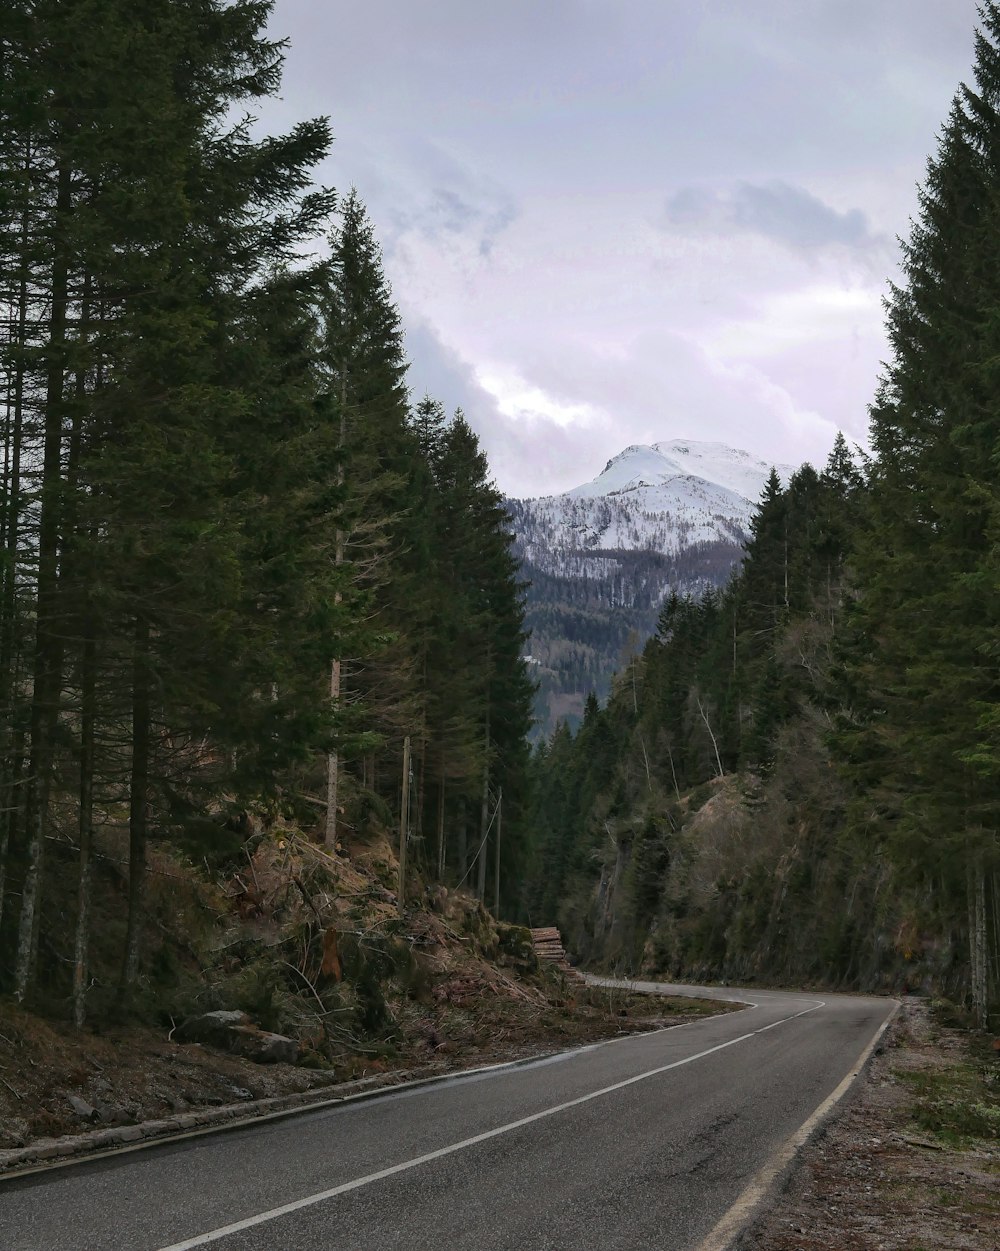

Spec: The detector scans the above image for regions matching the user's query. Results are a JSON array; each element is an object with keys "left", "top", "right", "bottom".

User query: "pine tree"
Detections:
[
  {"left": 317, "top": 190, "right": 411, "bottom": 849},
  {"left": 1, "top": 0, "right": 335, "bottom": 1001},
  {"left": 843, "top": 4, "right": 1000, "bottom": 1024}
]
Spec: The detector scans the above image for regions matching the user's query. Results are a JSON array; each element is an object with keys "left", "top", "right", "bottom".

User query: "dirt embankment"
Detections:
[
  {"left": 0, "top": 817, "right": 735, "bottom": 1163},
  {"left": 745, "top": 998, "right": 1000, "bottom": 1251}
]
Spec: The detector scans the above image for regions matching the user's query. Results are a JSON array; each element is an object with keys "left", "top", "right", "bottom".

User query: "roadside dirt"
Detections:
[
  {"left": 0, "top": 978, "right": 730, "bottom": 1152},
  {"left": 744, "top": 998, "right": 1000, "bottom": 1251}
]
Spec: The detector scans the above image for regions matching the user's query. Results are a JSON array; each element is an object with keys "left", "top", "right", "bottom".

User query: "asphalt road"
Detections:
[{"left": 2, "top": 981, "right": 896, "bottom": 1251}]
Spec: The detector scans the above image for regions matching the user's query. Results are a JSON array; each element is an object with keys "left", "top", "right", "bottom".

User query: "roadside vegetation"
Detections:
[{"left": 901, "top": 1003, "right": 1000, "bottom": 1149}]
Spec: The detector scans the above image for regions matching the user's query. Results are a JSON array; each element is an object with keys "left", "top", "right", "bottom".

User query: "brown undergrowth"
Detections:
[{"left": 0, "top": 817, "right": 731, "bottom": 1151}]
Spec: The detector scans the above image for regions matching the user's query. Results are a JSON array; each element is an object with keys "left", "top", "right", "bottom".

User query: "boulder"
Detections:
[
  {"left": 231, "top": 1026, "right": 299, "bottom": 1064},
  {"left": 176, "top": 1010, "right": 250, "bottom": 1046},
  {"left": 177, "top": 1011, "right": 298, "bottom": 1064}
]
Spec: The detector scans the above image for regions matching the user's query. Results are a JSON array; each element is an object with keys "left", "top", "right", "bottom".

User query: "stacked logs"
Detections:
[{"left": 530, "top": 927, "right": 583, "bottom": 981}]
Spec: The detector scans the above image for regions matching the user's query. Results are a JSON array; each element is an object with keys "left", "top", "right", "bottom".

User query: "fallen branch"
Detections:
[{"left": 279, "top": 960, "right": 327, "bottom": 1015}]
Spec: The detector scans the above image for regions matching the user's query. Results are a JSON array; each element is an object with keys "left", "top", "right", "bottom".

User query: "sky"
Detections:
[{"left": 263, "top": 1, "right": 983, "bottom": 498}]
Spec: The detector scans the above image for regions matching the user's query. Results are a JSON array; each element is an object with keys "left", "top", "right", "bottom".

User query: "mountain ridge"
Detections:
[{"left": 507, "top": 438, "right": 801, "bottom": 736}]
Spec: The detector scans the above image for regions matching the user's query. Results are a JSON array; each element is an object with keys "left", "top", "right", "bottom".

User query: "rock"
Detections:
[
  {"left": 231, "top": 1027, "right": 298, "bottom": 1065},
  {"left": 176, "top": 1011, "right": 251, "bottom": 1046},
  {"left": 96, "top": 1104, "right": 131, "bottom": 1126},
  {"left": 65, "top": 1094, "right": 99, "bottom": 1123},
  {"left": 176, "top": 1010, "right": 297, "bottom": 1064},
  {"left": 110, "top": 1126, "right": 144, "bottom": 1144}
]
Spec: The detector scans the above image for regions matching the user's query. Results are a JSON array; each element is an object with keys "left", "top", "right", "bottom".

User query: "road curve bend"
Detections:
[{"left": 2, "top": 980, "right": 897, "bottom": 1251}]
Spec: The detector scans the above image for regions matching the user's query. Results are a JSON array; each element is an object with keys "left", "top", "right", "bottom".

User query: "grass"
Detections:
[{"left": 898, "top": 1043, "right": 1000, "bottom": 1147}]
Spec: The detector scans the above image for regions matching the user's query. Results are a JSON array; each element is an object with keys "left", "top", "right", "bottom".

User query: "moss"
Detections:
[{"left": 899, "top": 1049, "right": 1000, "bottom": 1146}]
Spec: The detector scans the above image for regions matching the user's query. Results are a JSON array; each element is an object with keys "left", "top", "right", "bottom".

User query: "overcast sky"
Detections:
[{"left": 264, "top": 1, "right": 982, "bottom": 497}]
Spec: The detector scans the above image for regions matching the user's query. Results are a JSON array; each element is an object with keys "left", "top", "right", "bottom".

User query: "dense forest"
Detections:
[
  {"left": 0, "top": 0, "right": 533, "bottom": 1025},
  {"left": 521, "top": 7, "right": 1000, "bottom": 1029},
  {"left": 5, "top": 0, "right": 1000, "bottom": 1048},
  {"left": 510, "top": 535, "right": 747, "bottom": 738}
]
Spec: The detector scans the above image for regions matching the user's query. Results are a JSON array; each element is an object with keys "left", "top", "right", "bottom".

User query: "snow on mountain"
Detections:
[
  {"left": 509, "top": 439, "right": 803, "bottom": 736},
  {"left": 515, "top": 439, "right": 797, "bottom": 577}
]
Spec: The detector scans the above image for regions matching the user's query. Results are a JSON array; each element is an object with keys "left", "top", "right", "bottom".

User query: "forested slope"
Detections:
[
  {"left": 522, "top": 2, "right": 1000, "bottom": 1027},
  {"left": 0, "top": 0, "right": 533, "bottom": 1036}
]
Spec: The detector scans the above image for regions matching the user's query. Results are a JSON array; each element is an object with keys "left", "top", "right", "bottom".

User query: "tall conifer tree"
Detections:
[{"left": 839, "top": 5, "right": 1000, "bottom": 1023}]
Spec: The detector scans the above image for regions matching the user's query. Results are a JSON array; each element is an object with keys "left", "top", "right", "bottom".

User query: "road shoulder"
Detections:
[{"left": 740, "top": 998, "right": 1000, "bottom": 1251}]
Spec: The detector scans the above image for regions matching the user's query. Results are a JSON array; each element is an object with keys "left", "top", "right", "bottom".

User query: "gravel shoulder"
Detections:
[{"left": 742, "top": 997, "right": 1000, "bottom": 1251}]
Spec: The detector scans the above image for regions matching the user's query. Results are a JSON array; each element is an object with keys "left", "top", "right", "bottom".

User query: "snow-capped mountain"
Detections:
[
  {"left": 507, "top": 440, "right": 800, "bottom": 737},
  {"left": 516, "top": 440, "right": 797, "bottom": 577}
]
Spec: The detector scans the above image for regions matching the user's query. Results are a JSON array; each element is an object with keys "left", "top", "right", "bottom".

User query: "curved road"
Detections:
[{"left": 2, "top": 981, "right": 896, "bottom": 1251}]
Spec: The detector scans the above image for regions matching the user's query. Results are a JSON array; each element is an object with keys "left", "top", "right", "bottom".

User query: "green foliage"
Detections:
[{"left": 0, "top": 3, "right": 534, "bottom": 1020}]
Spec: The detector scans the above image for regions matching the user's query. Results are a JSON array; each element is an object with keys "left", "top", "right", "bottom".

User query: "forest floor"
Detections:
[
  {"left": 746, "top": 996, "right": 1000, "bottom": 1251},
  {"left": 0, "top": 962, "right": 728, "bottom": 1158}
]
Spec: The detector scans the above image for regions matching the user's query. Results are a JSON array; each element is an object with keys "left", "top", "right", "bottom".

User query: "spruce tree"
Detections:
[
  {"left": 843, "top": 4, "right": 1000, "bottom": 1023},
  {"left": 1, "top": 0, "right": 335, "bottom": 1001}
]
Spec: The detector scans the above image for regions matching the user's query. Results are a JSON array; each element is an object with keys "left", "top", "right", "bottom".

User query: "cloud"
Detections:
[
  {"left": 403, "top": 319, "right": 591, "bottom": 497},
  {"left": 351, "top": 140, "right": 519, "bottom": 261},
  {"left": 261, "top": 0, "right": 983, "bottom": 496},
  {"left": 421, "top": 189, "right": 518, "bottom": 258},
  {"left": 663, "top": 181, "right": 883, "bottom": 253}
]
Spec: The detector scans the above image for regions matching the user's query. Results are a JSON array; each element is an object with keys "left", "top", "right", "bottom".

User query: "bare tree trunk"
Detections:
[
  {"left": 477, "top": 721, "right": 489, "bottom": 902},
  {"left": 990, "top": 867, "right": 1000, "bottom": 1014},
  {"left": 666, "top": 742, "right": 681, "bottom": 803},
  {"left": 0, "top": 730, "right": 24, "bottom": 934},
  {"left": 457, "top": 801, "right": 467, "bottom": 883},
  {"left": 72, "top": 618, "right": 96, "bottom": 1027},
  {"left": 325, "top": 390, "right": 347, "bottom": 850},
  {"left": 639, "top": 735, "right": 652, "bottom": 792},
  {"left": 967, "top": 855, "right": 989, "bottom": 1031},
  {"left": 325, "top": 654, "right": 341, "bottom": 849},
  {"left": 974, "top": 861, "right": 988, "bottom": 1030},
  {"left": 69, "top": 286, "right": 94, "bottom": 1028},
  {"left": 0, "top": 150, "right": 32, "bottom": 907},
  {"left": 121, "top": 614, "right": 150, "bottom": 990},
  {"left": 492, "top": 788, "right": 502, "bottom": 915},
  {"left": 696, "top": 694, "right": 724, "bottom": 779},
  {"left": 436, "top": 769, "right": 446, "bottom": 879},
  {"left": 397, "top": 735, "right": 410, "bottom": 914},
  {"left": 14, "top": 161, "right": 72, "bottom": 1001}
]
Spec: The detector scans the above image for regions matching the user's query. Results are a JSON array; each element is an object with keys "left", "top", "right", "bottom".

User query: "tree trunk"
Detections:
[
  {"left": 72, "top": 618, "right": 96, "bottom": 1027},
  {"left": 457, "top": 801, "right": 467, "bottom": 883},
  {"left": 324, "top": 383, "right": 347, "bottom": 849},
  {"left": 324, "top": 655, "right": 341, "bottom": 849},
  {"left": 397, "top": 735, "right": 410, "bottom": 914},
  {"left": 436, "top": 769, "right": 446, "bottom": 879},
  {"left": 493, "top": 787, "right": 502, "bottom": 915},
  {"left": 477, "top": 728, "right": 489, "bottom": 902},
  {"left": 0, "top": 147, "right": 32, "bottom": 900},
  {"left": 121, "top": 614, "right": 151, "bottom": 990},
  {"left": 14, "top": 161, "right": 72, "bottom": 1001},
  {"left": 974, "top": 861, "right": 988, "bottom": 1030},
  {"left": 696, "top": 694, "right": 725, "bottom": 779}
]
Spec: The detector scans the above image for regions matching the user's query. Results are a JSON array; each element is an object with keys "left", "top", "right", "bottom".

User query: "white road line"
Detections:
[
  {"left": 156, "top": 1002, "right": 822, "bottom": 1251},
  {"left": 696, "top": 1000, "right": 900, "bottom": 1251}
]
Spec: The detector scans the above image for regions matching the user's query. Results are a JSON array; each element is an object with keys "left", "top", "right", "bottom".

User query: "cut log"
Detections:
[{"left": 530, "top": 927, "right": 583, "bottom": 982}]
